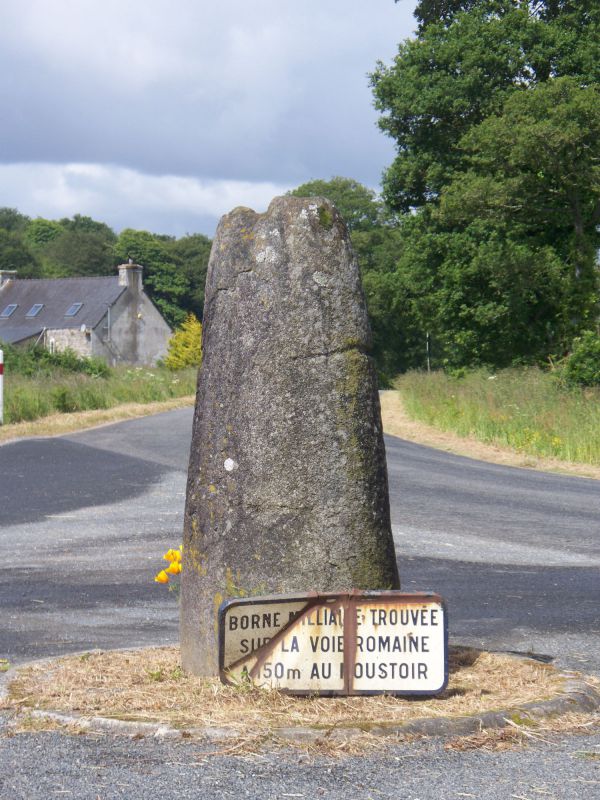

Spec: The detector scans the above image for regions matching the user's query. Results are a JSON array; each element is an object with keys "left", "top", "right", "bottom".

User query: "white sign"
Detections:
[{"left": 219, "top": 591, "right": 447, "bottom": 696}]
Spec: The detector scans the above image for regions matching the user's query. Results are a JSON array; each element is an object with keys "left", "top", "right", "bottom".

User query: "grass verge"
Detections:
[
  {"left": 2, "top": 365, "right": 198, "bottom": 425},
  {"left": 0, "top": 395, "right": 195, "bottom": 445},
  {"left": 392, "top": 368, "right": 600, "bottom": 477},
  {"left": 0, "top": 364, "right": 198, "bottom": 443}
]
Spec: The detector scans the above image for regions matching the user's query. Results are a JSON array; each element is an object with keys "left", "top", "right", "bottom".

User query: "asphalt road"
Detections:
[{"left": 0, "top": 407, "right": 599, "bottom": 799}]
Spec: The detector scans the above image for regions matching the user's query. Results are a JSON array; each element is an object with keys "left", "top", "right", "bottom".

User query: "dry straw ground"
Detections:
[{"left": 3, "top": 646, "right": 564, "bottom": 735}]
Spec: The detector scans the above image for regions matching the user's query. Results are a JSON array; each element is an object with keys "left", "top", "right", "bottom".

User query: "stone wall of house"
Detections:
[
  {"left": 46, "top": 328, "right": 92, "bottom": 358},
  {"left": 106, "top": 291, "right": 171, "bottom": 365}
]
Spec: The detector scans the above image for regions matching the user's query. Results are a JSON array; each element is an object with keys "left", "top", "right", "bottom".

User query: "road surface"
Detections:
[{"left": 0, "top": 408, "right": 598, "bottom": 799}]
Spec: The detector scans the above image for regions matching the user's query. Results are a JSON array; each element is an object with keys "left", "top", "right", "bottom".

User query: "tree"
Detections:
[
  {"left": 114, "top": 229, "right": 189, "bottom": 328},
  {"left": 21, "top": 215, "right": 117, "bottom": 278},
  {"left": 395, "top": 215, "right": 569, "bottom": 367},
  {"left": 372, "top": 0, "right": 599, "bottom": 213},
  {"left": 369, "top": 1, "right": 600, "bottom": 370},
  {"left": 0, "top": 208, "right": 30, "bottom": 233},
  {"left": 439, "top": 78, "right": 600, "bottom": 333},
  {"left": 164, "top": 233, "right": 212, "bottom": 320},
  {"left": 42, "top": 228, "right": 117, "bottom": 278},
  {"left": 289, "top": 177, "right": 383, "bottom": 231},
  {"left": 24, "top": 218, "right": 63, "bottom": 248},
  {"left": 164, "top": 313, "right": 203, "bottom": 369},
  {"left": 58, "top": 214, "right": 115, "bottom": 237},
  {"left": 0, "top": 229, "right": 41, "bottom": 278},
  {"left": 387, "top": 81, "right": 600, "bottom": 369}
]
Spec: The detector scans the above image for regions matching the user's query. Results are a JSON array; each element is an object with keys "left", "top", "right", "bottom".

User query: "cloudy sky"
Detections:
[{"left": 0, "top": 1, "right": 416, "bottom": 237}]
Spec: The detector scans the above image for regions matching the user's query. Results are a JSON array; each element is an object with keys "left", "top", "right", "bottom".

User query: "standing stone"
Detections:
[{"left": 180, "top": 196, "right": 399, "bottom": 676}]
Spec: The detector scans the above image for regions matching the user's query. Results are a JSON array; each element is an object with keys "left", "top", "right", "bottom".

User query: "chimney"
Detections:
[
  {"left": 118, "top": 260, "right": 143, "bottom": 293},
  {"left": 0, "top": 270, "right": 17, "bottom": 288}
]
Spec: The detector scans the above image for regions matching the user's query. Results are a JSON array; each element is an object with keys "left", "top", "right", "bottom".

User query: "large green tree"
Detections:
[
  {"left": 21, "top": 215, "right": 117, "bottom": 278},
  {"left": 373, "top": 0, "right": 599, "bottom": 214},
  {"left": 439, "top": 78, "right": 600, "bottom": 332},
  {"left": 42, "top": 230, "right": 117, "bottom": 279},
  {"left": 114, "top": 229, "right": 190, "bottom": 328},
  {"left": 0, "top": 209, "right": 40, "bottom": 278},
  {"left": 0, "top": 229, "right": 41, "bottom": 279},
  {"left": 164, "top": 233, "right": 212, "bottom": 320},
  {"left": 289, "top": 177, "right": 383, "bottom": 231},
  {"left": 0, "top": 208, "right": 30, "bottom": 233},
  {"left": 370, "top": 1, "right": 599, "bottom": 369}
]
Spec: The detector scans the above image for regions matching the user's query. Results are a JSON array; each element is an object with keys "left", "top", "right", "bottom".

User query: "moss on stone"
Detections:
[
  {"left": 349, "top": 549, "right": 395, "bottom": 590},
  {"left": 317, "top": 205, "right": 334, "bottom": 230},
  {"left": 213, "top": 593, "right": 224, "bottom": 636},
  {"left": 222, "top": 568, "right": 271, "bottom": 600},
  {"left": 334, "top": 349, "right": 370, "bottom": 481},
  {"left": 225, "top": 567, "right": 249, "bottom": 598},
  {"left": 509, "top": 712, "right": 538, "bottom": 727}
]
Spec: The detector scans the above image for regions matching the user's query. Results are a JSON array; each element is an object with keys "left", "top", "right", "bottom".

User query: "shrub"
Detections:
[
  {"left": 0, "top": 341, "right": 110, "bottom": 378},
  {"left": 561, "top": 332, "right": 600, "bottom": 387},
  {"left": 164, "top": 314, "right": 202, "bottom": 370}
]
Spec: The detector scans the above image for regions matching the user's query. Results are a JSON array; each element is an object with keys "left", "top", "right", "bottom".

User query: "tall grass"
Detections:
[
  {"left": 397, "top": 368, "right": 600, "bottom": 465},
  {"left": 3, "top": 366, "right": 198, "bottom": 424}
]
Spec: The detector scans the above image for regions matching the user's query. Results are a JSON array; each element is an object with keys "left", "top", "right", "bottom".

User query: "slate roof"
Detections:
[{"left": 0, "top": 277, "right": 126, "bottom": 344}]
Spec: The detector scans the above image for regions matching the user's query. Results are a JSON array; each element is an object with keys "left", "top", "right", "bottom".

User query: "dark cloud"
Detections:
[{"left": 0, "top": 1, "right": 415, "bottom": 233}]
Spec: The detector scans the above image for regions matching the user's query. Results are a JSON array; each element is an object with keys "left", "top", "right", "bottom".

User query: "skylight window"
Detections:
[
  {"left": 65, "top": 302, "right": 83, "bottom": 317},
  {"left": 0, "top": 304, "right": 17, "bottom": 318},
  {"left": 26, "top": 303, "right": 44, "bottom": 317}
]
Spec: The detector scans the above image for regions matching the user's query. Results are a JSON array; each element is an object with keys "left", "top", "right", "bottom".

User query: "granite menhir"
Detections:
[{"left": 180, "top": 196, "right": 400, "bottom": 675}]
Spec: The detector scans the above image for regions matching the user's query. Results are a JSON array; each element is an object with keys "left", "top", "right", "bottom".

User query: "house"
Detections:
[{"left": 0, "top": 263, "right": 172, "bottom": 366}]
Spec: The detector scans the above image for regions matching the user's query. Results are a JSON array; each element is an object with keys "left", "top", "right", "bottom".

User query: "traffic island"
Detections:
[{"left": 1, "top": 645, "right": 598, "bottom": 751}]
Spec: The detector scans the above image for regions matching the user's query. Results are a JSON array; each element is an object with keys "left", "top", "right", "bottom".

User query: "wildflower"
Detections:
[
  {"left": 156, "top": 545, "right": 183, "bottom": 588},
  {"left": 163, "top": 548, "right": 181, "bottom": 564}
]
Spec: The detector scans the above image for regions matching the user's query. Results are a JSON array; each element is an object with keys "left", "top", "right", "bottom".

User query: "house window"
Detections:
[
  {"left": 0, "top": 304, "right": 17, "bottom": 318},
  {"left": 26, "top": 303, "right": 44, "bottom": 317},
  {"left": 65, "top": 302, "right": 83, "bottom": 317}
]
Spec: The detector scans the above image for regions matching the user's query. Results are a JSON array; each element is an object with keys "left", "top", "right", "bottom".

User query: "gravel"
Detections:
[{"left": 1, "top": 717, "right": 599, "bottom": 800}]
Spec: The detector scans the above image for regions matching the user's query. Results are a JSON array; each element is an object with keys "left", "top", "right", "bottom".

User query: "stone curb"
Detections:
[{"left": 1, "top": 653, "right": 598, "bottom": 744}]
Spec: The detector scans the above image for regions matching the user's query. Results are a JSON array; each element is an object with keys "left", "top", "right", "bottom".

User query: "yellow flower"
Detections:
[
  {"left": 154, "top": 570, "right": 170, "bottom": 584},
  {"left": 165, "top": 561, "right": 182, "bottom": 575},
  {"left": 163, "top": 548, "right": 181, "bottom": 563}
]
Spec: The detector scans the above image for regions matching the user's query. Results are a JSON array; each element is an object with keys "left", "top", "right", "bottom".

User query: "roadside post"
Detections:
[{"left": 0, "top": 348, "right": 3, "bottom": 425}]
